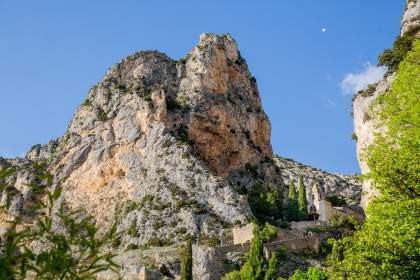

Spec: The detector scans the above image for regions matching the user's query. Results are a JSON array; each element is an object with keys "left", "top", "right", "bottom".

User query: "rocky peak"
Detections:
[
  {"left": 16, "top": 33, "right": 275, "bottom": 249},
  {"left": 64, "top": 33, "right": 271, "bottom": 178}
]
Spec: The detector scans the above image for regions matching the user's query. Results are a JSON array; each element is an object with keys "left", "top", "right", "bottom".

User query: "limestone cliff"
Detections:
[
  {"left": 24, "top": 33, "right": 277, "bottom": 249},
  {"left": 353, "top": 0, "right": 420, "bottom": 209}
]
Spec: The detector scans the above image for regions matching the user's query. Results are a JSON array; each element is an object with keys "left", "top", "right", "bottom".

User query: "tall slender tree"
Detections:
[
  {"left": 298, "top": 176, "right": 308, "bottom": 220},
  {"left": 287, "top": 181, "right": 299, "bottom": 222},
  {"left": 180, "top": 237, "right": 193, "bottom": 280},
  {"left": 264, "top": 254, "right": 279, "bottom": 280},
  {"left": 240, "top": 225, "right": 265, "bottom": 280}
]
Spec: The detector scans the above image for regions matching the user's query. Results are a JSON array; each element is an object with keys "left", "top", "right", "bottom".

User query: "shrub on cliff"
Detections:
[{"left": 378, "top": 28, "right": 418, "bottom": 73}]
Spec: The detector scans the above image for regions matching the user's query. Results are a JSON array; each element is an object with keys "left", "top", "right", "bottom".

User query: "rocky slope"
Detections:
[
  {"left": 353, "top": 0, "right": 420, "bottom": 209},
  {"left": 274, "top": 156, "right": 361, "bottom": 205}
]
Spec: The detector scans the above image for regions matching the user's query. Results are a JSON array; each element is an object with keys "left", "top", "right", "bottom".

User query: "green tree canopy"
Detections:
[{"left": 327, "top": 40, "right": 420, "bottom": 279}]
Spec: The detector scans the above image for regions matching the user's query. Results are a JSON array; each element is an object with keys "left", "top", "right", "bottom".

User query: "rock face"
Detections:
[
  {"left": 273, "top": 156, "right": 362, "bottom": 206},
  {"left": 401, "top": 0, "right": 420, "bottom": 36},
  {"left": 20, "top": 33, "right": 275, "bottom": 249},
  {"left": 353, "top": 0, "right": 420, "bottom": 209}
]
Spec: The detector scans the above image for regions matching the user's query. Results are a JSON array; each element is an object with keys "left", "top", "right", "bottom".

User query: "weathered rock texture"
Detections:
[
  {"left": 402, "top": 0, "right": 420, "bottom": 36},
  {"left": 24, "top": 33, "right": 276, "bottom": 249},
  {"left": 353, "top": 0, "right": 420, "bottom": 209}
]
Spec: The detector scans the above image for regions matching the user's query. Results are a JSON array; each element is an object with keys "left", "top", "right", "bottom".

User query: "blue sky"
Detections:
[{"left": 0, "top": 0, "right": 406, "bottom": 174}]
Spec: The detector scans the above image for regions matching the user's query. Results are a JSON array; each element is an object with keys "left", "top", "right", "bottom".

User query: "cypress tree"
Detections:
[
  {"left": 287, "top": 181, "right": 299, "bottom": 221},
  {"left": 298, "top": 176, "right": 308, "bottom": 220},
  {"left": 180, "top": 237, "right": 193, "bottom": 280},
  {"left": 264, "top": 254, "right": 278, "bottom": 280},
  {"left": 240, "top": 225, "right": 265, "bottom": 280}
]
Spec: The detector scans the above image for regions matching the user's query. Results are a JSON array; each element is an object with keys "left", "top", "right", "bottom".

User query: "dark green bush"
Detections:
[
  {"left": 97, "top": 107, "right": 108, "bottom": 121},
  {"left": 325, "top": 195, "right": 347, "bottom": 207},
  {"left": 82, "top": 98, "right": 92, "bottom": 107},
  {"left": 378, "top": 32, "right": 416, "bottom": 73},
  {"left": 166, "top": 99, "right": 182, "bottom": 111},
  {"left": 248, "top": 183, "right": 283, "bottom": 224}
]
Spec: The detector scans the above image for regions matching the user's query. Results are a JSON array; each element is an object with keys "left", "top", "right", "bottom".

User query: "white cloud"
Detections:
[
  {"left": 340, "top": 63, "right": 386, "bottom": 95},
  {"left": 326, "top": 99, "right": 336, "bottom": 107}
]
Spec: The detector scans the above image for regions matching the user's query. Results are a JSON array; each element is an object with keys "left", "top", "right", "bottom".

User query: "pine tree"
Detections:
[
  {"left": 287, "top": 181, "right": 299, "bottom": 221},
  {"left": 298, "top": 176, "right": 308, "bottom": 220},
  {"left": 180, "top": 237, "right": 193, "bottom": 280}
]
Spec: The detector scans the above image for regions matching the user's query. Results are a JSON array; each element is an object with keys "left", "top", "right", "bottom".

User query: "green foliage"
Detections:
[
  {"left": 82, "top": 98, "right": 92, "bottom": 107},
  {"left": 351, "top": 132, "right": 358, "bottom": 141},
  {"left": 287, "top": 181, "right": 299, "bottom": 222},
  {"left": 291, "top": 267, "right": 327, "bottom": 280},
  {"left": 147, "top": 236, "right": 171, "bottom": 247},
  {"left": 325, "top": 195, "right": 346, "bottom": 207},
  {"left": 240, "top": 226, "right": 266, "bottom": 280},
  {"left": 249, "top": 184, "right": 283, "bottom": 224},
  {"left": 166, "top": 96, "right": 189, "bottom": 111},
  {"left": 0, "top": 167, "right": 16, "bottom": 180},
  {"left": 328, "top": 214, "right": 359, "bottom": 230},
  {"left": 180, "top": 237, "right": 193, "bottom": 280},
  {"left": 260, "top": 223, "right": 277, "bottom": 243},
  {"left": 0, "top": 187, "right": 120, "bottom": 279},
  {"left": 143, "top": 93, "right": 152, "bottom": 102},
  {"left": 166, "top": 99, "right": 182, "bottom": 111},
  {"left": 222, "top": 270, "right": 242, "bottom": 280},
  {"left": 327, "top": 41, "right": 420, "bottom": 279},
  {"left": 276, "top": 246, "right": 287, "bottom": 260},
  {"left": 128, "top": 220, "right": 138, "bottom": 237},
  {"left": 222, "top": 225, "right": 286, "bottom": 280},
  {"left": 297, "top": 176, "right": 308, "bottom": 220},
  {"left": 97, "top": 107, "right": 108, "bottom": 121},
  {"left": 378, "top": 33, "right": 416, "bottom": 73},
  {"left": 178, "top": 57, "right": 188, "bottom": 64},
  {"left": 367, "top": 40, "right": 420, "bottom": 200},
  {"left": 264, "top": 254, "right": 278, "bottom": 280},
  {"left": 199, "top": 234, "right": 220, "bottom": 247},
  {"left": 176, "top": 129, "right": 190, "bottom": 146}
]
